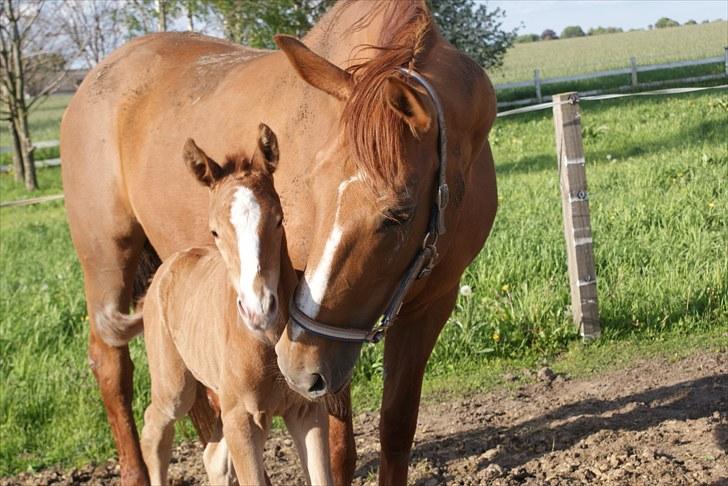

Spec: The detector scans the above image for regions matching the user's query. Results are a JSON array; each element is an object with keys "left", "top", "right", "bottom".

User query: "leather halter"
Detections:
[{"left": 288, "top": 68, "right": 449, "bottom": 344}]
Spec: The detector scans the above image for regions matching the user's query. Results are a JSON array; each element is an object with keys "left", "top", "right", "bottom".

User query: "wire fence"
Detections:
[{"left": 496, "top": 83, "right": 728, "bottom": 117}]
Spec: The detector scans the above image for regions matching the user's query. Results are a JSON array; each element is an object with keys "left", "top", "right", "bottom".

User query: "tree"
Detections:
[
  {"left": 57, "top": 0, "right": 125, "bottom": 68},
  {"left": 541, "top": 29, "right": 558, "bottom": 40},
  {"left": 515, "top": 33, "right": 539, "bottom": 43},
  {"left": 430, "top": 0, "right": 519, "bottom": 69},
  {"left": 655, "top": 17, "right": 679, "bottom": 28},
  {"left": 1, "top": 0, "right": 67, "bottom": 190},
  {"left": 684, "top": 19, "right": 697, "bottom": 25},
  {"left": 561, "top": 25, "right": 585, "bottom": 38},
  {"left": 204, "top": 0, "right": 333, "bottom": 48}
]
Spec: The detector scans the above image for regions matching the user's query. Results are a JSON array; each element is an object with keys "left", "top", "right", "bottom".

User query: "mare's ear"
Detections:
[
  {"left": 183, "top": 138, "right": 222, "bottom": 187},
  {"left": 274, "top": 34, "right": 353, "bottom": 101},
  {"left": 383, "top": 75, "right": 432, "bottom": 134},
  {"left": 252, "top": 123, "right": 279, "bottom": 175}
]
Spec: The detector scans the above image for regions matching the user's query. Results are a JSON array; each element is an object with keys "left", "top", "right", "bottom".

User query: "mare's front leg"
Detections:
[
  {"left": 378, "top": 286, "right": 459, "bottom": 485},
  {"left": 221, "top": 406, "right": 269, "bottom": 485},
  {"left": 285, "top": 401, "right": 333, "bottom": 485}
]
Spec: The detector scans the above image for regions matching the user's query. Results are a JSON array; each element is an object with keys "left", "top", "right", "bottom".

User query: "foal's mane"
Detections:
[{"left": 340, "top": 0, "right": 434, "bottom": 194}]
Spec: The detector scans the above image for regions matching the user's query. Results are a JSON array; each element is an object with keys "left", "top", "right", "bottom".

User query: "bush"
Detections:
[
  {"left": 655, "top": 17, "right": 680, "bottom": 28},
  {"left": 541, "top": 29, "right": 558, "bottom": 40},
  {"left": 588, "top": 26, "right": 623, "bottom": 36},
  {"left": 515, "top": 33, "right": 539, "bottom": 43},
  {"left": 430, "top": 0, "right": 519, "bottom": 69},
  {"left": 561, "top": 25, "right": 585, "bottom": 38}
]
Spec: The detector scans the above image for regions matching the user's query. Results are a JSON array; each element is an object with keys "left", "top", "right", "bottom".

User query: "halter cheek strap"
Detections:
[{"left": 288, "top": 67, "right": 449, "bottom": 344}]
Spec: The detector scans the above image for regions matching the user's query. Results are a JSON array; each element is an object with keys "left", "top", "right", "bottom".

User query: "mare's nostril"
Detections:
[
  {"left": 308, "top": 373, "right": 327, "bottom": 394},
  {"left": 267, "top": 295, "right": 277, "bottom": 315}
]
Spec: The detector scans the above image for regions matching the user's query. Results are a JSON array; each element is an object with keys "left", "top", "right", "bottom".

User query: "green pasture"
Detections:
[
  {"left": 490, "top": 21, "right": 728, "bottom": 83},
  {"left": 1, "top": 89, "right": 727, "bottom": 475}
]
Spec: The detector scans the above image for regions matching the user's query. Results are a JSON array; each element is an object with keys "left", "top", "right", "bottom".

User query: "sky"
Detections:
[{"left": 485, "top": 0, "right": 728, "bottom": 35}]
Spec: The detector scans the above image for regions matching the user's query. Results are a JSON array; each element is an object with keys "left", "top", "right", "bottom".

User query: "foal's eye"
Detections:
[
  {"left": 275, "top": 215, "right": 283, "bottom": 228},
  {"left": 211, "top": 230, "right": 219, "bottom": 238}
]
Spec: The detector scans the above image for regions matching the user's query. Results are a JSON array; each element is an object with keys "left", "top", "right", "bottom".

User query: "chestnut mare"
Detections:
[
  {"left": 95, "top": 126, "right": 332, "bottom": 485},
  {"left": 60, "top": 1, "right": 497, "bottom": 484}
]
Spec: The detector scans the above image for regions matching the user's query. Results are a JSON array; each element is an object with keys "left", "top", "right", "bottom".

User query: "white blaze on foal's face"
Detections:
[
  {"left": 221, "top": 181, "right": 282, "bottom": 332},
  {"left": 230, "top": 186, "right": 263, "bottom": 314}
]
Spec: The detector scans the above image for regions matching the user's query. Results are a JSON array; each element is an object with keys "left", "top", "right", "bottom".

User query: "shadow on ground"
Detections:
[{"left": 355, "top": 373, "right": 728, "bottom": 483}]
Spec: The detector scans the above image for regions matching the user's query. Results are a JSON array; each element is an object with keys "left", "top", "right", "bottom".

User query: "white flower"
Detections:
[{"left": 459, "top": 285, "right": 473, "bottom": 297}]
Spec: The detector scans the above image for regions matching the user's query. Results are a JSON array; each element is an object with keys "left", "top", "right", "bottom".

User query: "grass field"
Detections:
[
  {"left": 1, "top": 89, "right": 727, "bottom": 475},
  {"left": 490, "top": 21, "right": 728, "bottom": 83}
]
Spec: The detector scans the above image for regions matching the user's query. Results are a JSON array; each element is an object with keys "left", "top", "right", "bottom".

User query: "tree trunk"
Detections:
[
  {"left": 156, "top": 0, "right": 167, "bottom": 32},
  {"left": 5, "top": 0, "right": 37, "bottom": 190},
  {"left": 15, "top": 105, "right": 37, "bottom": 190},
  {"left": 9, "top": 120, "right": 25, "bottom": 183},
  {"left": 187, "top": 0, "right": 194, "bottom": 31}
]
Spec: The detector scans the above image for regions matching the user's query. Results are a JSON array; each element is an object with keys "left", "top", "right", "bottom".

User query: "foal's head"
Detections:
[{"left": 183, "top": 124, "right": 284, "bottom": 332}]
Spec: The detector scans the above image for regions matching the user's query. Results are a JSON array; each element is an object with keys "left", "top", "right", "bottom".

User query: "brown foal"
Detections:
[{"left": 96, "top": 125, "right": 332, "bottom": 486}]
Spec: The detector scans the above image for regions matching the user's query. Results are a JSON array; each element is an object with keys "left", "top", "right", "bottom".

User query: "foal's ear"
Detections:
[
  {"left": 252, "top": 123, "right": 279, "bottom": 175},
  {"left": 274, "top": 34, "right": 353, "bottom": 101},
  {"left": 183, "top": 138, "right": 222, "bottom": 187},
  {"left": 384, "top": 75, "right": 432, "bottom": 134}
]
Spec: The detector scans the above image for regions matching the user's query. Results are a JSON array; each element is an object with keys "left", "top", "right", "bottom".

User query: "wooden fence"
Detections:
[{"left": 496, "top": 49, "right": 728, "bottom": 108}]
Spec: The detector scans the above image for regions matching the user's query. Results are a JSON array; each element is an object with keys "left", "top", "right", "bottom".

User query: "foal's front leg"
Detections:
[
  {"left": 285, "top": 402, "right": 333, "bottom": 486},
  {"left": 221, "top": 406, "right": 269, "bottom": 485}
]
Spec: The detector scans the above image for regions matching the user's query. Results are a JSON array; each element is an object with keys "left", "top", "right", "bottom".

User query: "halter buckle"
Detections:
[
  {"left": 417, "top": 243, "right": 438, "bottom": 279},
  {"left": 438, "top": 183, "right": 449, "bottom": 210}
]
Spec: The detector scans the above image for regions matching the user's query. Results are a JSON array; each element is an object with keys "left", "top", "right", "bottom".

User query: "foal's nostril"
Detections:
[{"left": 308, "top": 373, "right": 327, "bottom": 394}]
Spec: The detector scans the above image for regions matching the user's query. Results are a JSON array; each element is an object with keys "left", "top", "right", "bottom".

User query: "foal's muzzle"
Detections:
[{"left": 237, "top": 292, "right": 278, "bottom": 331}]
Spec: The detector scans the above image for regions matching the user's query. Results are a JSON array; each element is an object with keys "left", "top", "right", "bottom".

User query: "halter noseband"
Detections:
[{"left": 288, "top": 67, "right": 449, "bottom": 344}]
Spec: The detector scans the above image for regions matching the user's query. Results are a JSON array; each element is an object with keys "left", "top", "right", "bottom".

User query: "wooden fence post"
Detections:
[
  {"left": 724, "top": 47, "right": 728, "bottom": 76},
  {"left": 534, "top": 69, "right": 542, "bottom": 102},
  {"left": 552, "top": 92, "right": 600, "bottom": 340},
  {"left": 630, "top": 56, "right": 638, "bottom": 87}
]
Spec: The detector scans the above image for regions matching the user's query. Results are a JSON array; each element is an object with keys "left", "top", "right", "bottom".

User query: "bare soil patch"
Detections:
[{"left": 4, "top": 350, "right": 726, "bottom": 485}]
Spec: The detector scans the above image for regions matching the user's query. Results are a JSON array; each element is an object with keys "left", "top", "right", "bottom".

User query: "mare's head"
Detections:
[
  {"left": 273, "top": 6, "right": 449, "bottom": 399},
  {"left": 183, "top": 124, "right": 285, "bottom": 333}
]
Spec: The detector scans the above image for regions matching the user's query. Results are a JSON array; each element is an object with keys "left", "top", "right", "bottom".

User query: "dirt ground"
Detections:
[{"left": 5, "top": 350, "right": 726, "bottom": 485}]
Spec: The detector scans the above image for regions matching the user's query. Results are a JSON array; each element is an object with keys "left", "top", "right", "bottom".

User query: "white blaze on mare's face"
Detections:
[
  {"left": 296, "top": 173, "right": 362, "bottom": 319},
  {"left": 230, "top": 186, "right": 262, "bottom": 313}
]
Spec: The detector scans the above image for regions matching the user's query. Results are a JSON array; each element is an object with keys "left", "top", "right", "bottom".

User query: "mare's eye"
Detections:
[
  {"left": 380, "top": 206, "right": 413, "bottom": 230},
  {"left": 211, "top": 230, "right": 219, "bottom": 238}
]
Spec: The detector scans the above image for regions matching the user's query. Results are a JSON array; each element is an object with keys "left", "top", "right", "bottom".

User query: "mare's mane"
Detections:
[{"left": 338, "top": 0, "right": 435, "bottom": 195}]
